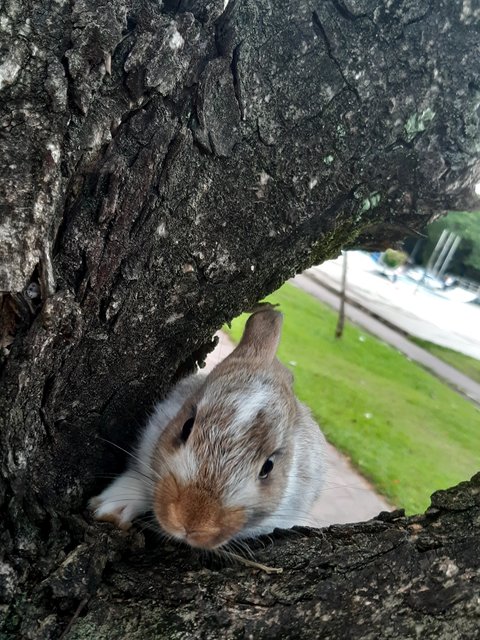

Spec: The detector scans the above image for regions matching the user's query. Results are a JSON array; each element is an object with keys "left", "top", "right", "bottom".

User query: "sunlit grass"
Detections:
[{"left": 225, "top": 283, "right": 480, "bottom": 514}]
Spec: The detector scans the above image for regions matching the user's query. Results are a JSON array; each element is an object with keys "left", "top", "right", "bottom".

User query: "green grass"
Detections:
[
  {"left": 225, "top": 283, "right": 480, "bottom": 515},
  {"left": 410, "top": 337, "right": 480, "bottom": 385}
]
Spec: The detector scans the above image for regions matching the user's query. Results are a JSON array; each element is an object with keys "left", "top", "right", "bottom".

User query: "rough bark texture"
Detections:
[
  {"left": 1, "top": 0, "right": 480, "bottom": 638},
  {"left": 3, "top": 474, "right": 480, "bottom": 639}
]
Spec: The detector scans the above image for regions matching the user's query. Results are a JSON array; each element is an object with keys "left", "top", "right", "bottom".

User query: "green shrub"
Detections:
[{"left": 382, "top": 248, "right": 408, "bottom": 268}]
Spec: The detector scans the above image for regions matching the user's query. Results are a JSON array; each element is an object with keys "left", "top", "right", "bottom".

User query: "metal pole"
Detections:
[
  {"left": 335, "top": 251, "right": 348, "bottom": 339},
  {"left": 437, "top": 235, "right": 461, "bottom": 279},
  {"left": 426, "top": 229, "right": 448, "bottom": 273},
  {"left": 431, "top": 232, "right": 456, "bottom": 277},
  {"left": 415, "top": 229, "right": 448, "bottom": 293}
]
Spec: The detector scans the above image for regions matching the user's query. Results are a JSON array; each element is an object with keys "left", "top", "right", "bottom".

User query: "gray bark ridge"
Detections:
[
  {"left": 1, "top": 0, "right": 479, "bottom": 518},
  {"left": 2, "top": 473, "right": 479, "bottom": 639}
]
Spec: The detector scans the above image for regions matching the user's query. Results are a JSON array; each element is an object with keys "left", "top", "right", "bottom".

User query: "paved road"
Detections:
[
  {"left": 312, "top": 252, "right": 480, "bottom": 359},
  {"left": 293, "top": 272, "right": 480, "bottom": 407},
  {"left": 310, "top": 441, "right": 392, "bottom": 526},
  {"left": 205, "top": 331, "right": 392, "bottom": 526}
]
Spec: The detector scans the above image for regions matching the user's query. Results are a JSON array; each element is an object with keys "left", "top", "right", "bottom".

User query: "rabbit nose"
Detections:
[
  {"left": 154, "top": 480, "right": 245, "bottom": 547},
  {"left": 185, "top": 527, "right": 222, "bottom": 549},
  {"left": 163, "top": 495, "right": 223, "bottom": 547}
]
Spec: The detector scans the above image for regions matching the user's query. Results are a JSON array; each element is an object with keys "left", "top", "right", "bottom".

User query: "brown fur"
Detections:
[
  {"left": 236, "top": 309, "right": 283, "bottom": 362},
  {"left": 154, "top": 476, "right": 246, "bottom": 548},
  {"left": 149, "top": 309, "right": 300, "bottom": 546},
  {"left": 91, "top": 308, "right": 326, "bottom": 547}
]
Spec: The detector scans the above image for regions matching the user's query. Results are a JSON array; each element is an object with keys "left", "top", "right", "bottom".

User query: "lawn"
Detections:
[
  {"left": 225, "top": 283, "right": 480, "bottom": 514},
  {"left": 410, "top": 337, "right": 480, "bottom": 385}
]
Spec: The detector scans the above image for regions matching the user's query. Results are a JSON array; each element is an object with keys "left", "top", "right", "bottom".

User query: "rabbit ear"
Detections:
[{"left": 233, "top": 308, "right": 283, "bottom": 364}]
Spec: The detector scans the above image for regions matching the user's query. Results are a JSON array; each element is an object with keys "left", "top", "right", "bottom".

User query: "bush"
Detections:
[{"left": 382, "top": 248, "right": 408, "bottom": 268}]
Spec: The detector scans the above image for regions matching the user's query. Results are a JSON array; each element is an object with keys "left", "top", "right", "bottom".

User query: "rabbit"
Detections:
[{"left": 90, "top": 307, "right": 326, "bottom": 549}]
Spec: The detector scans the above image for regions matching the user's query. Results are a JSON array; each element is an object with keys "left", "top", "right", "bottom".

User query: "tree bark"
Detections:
[{"left": 1, "top": 0, "right": 479, "bottom": 637}]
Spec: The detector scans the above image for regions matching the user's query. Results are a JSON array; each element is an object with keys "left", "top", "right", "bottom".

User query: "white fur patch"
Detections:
[
  {"left": 137, "top": 373, "right": 206, "bottom": 470},
  {"left": 225, "top": 475, "right": 258, "bottom": 508},
  {"left": 90, "top": 470, "right": 151, "bottom": 526},
  {"left": 230, "top": 385, "right": 271, "bottom": 429},
  {"left": 170, "top": 447, "right": 199, "bottom": 485},
  {"left": 199, "top": 381, "right": 273, "bottom": 438}
]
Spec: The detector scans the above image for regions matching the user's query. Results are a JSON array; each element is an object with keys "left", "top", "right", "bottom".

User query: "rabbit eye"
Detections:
[
  {"left": 180, "top": 417, "right": 195, "bottom": 443},
  {"left": 259, "top": 457, "right": 274, "bottom": 479}
]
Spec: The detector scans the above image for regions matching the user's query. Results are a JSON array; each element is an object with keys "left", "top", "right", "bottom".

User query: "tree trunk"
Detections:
[{"left": 1, "top": 0, "right": 479, "bottom": 637}]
